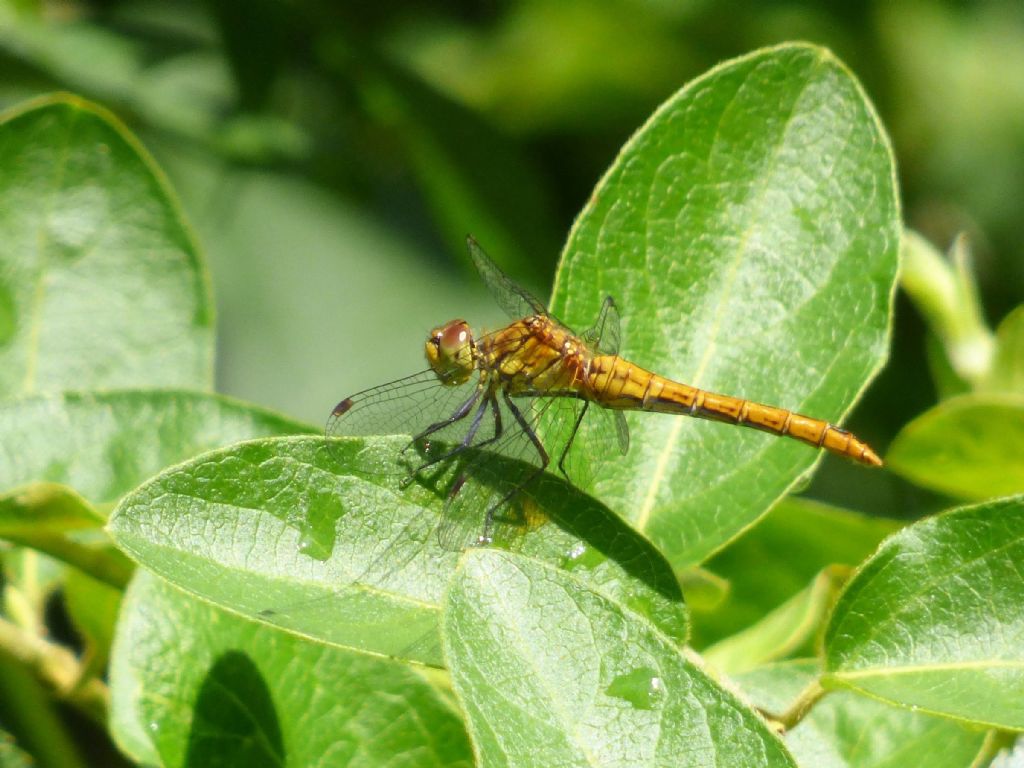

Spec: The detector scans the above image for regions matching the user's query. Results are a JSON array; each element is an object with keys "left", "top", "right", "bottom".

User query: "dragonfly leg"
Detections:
[
  {"left": 411, "top": 392, "right": 505, "bottom": 475},
  {"left": 402, "top": 389, "right": 480, "bottom": 460},
  {"left": 481, "top": 393, "right": 550, "bottom": 543},
  {"left": 556, "top": 400, "right": 590, "bottom": 481}
]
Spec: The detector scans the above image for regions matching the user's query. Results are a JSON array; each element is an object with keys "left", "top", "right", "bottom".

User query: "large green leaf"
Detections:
[
  {"left": 109, "top": 571, "right": 472, "bottom": 768},
  {"left": 824, "top": 495, "right": 1024, "bottom": 729},
  {"left": 0, "top": 390, "right": 311, "bottom": 507},
  {"left": 703, "top": 566, "right": 847, "bottom": 675},
  {"left": 690, "top": 497, "right": 899, "bottom": 647},
  {"left": 443, "top": 549, "right": 796, "bottom": 767},
  {"left": 107, "top": 436, "right": 687, "bottom": 668},
  {"left": 550, "top": 44, "right": 899, "bottom": 568},
  {"left": 737, "top": 660, "right": 988, "bottom": 768},
  {"left": 0, "top": 94, "right": 214, "bottom": 398},
  {"left": 0, "top": 483, "right": 131, "bottom": 588},
  {"left": 887, "top": 394, "right": 1024, "bottom": 499}
]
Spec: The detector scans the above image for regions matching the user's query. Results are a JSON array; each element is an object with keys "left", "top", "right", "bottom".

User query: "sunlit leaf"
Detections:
[
  {"left": 825, "top": 495, "right": 1024, "bottom": 729},
  {"left": 109, "top": 571, "right": 473, "bottom": 768},
  {"left": 985, "top": 305, "right": 1024, "bottom": 394},
  {"left": 738, "top": 660, "right": 988, "bottom": 767},
  {"left": 0, "top": 482, "right": 103, "bottom": 533},
  {"left": 108, "top": 436, "right": 687, "bottom": 667},
  {"left": 0, "top": 483, "right": 131, "bottom": 588},
  {"left": 703, "top": 566, "right": 847, "bottom": 675},
  {"left": 690, "top": 497, "right": 899, "bottom": 647},
  {"left": 443, "top": 549, "right": 795, "bottom": 767},
  {"left": 0, "top": 95, "right": 214, "bottom": 397},
  {"left": 0, "top": 390, "right": 311, "bottom": 507},
  {"left": 887, "top": 394, "right": 1024, "bottom": 500},
  {"left": 551, "top": 43, "right": 899, "bottom": 568}
]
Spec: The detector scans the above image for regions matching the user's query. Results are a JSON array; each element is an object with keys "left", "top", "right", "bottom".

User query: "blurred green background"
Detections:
[{"left": 1, "top": 0, "right": 1021, "bottom": 517}]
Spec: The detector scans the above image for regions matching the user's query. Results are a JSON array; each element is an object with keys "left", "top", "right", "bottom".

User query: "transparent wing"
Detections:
[
  {"left": 326, "top": 370, "right": 484, "bottom": 477},
  {"left": 466, "top": 236, "right": 547, "bottom": 320},
  {"left": 434, "top": 392, "right": 557, "bottom": 551},
  {"left": 325, "top": 327, "right": 532, "bottom": 478},
  {"left": 580, "top": 295, "right": 622, "bottom": 355},
  {"left": 550, "top": 295, "right": 630, "bottom": 488},
  {"left": 540, "top": 397, "right": 628, "bottom": 492}
]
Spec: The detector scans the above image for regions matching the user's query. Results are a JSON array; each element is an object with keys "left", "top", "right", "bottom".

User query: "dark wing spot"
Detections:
[{"left": 332, "top": 398, "right": 354, "bottom": 416}]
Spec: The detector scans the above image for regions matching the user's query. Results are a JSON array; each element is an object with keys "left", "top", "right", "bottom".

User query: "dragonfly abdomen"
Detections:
[{"left": 586, "top": 355, "right": 882, "bottom": 467}]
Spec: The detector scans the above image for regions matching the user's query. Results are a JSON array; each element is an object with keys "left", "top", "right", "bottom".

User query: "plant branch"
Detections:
[
  {"left": 0, "top": 616, "right": 108, "bottom": 726},
  {"left": 769, "top": 678, "right": 827, "bottom": 731}
]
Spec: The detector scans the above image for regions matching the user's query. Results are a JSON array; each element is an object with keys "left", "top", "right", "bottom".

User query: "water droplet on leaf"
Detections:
[{"left": 605, "top": 667, "right": 666, "bottom": 710}]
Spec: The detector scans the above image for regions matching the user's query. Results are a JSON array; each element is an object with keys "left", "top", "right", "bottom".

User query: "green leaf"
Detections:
[
  {"left": 691, "top": 497, "right": 899, "bottom": 647},
  {"left": 0, "top": 483, "right": 132, "bottom": 588},
  {"left": 108, "top": 436, "right": 687, "bottom": 667},
  {"left": 738, "top": 660, "right": 988, "bottom": 767},
  {"left": 985, "top": 305, "right": 1024, "bottom": 394},
  {"left": 703, "top": 566, "right": 847, "bottom": 675},
  {"left": 0, "top": 94, "right": 214, "bottom": 397},
  {"left": 824, "top": 495, "right": 1024, "bottom": 729},
  {"left": 886, "top": 394, "right": 1024, "bottom": 500},
  {"left": 550, "top": 43, "right": 899, "bottom": 569},
  {"left": 109, "top": 571, "right": 472, "bottom": 768},
  {"left": 443, "top": 549, "right": 796, "bottom": 767},
  {"left": 0, "top": 482, "right": 103, "bottom": 533},
  {"left": 0, "top": 390, "right": 312, "bottom": 507}
]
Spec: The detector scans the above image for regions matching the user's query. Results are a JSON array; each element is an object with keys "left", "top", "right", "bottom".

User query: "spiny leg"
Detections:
[
  {"left": 406, "top": 390, "right": 480, "bottom": 450},
  {"left": 400, "top": 389, "right": 480, "bottom": 471},
  {"left": 557, "top": 400, "right": 590, "bottom": 481},
  {"left": 481, "top": 392, "right": 550, "bottom": 543},
  {"left": 414, "top": 392, "right": 504, "bottom": 475}
]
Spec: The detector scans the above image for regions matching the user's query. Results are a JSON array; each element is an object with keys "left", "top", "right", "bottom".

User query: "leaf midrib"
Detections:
[{"left": 635, "top": 62, "right": 818, "bottom": 532}]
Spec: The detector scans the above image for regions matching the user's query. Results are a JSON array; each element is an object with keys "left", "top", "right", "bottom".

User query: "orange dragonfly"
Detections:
[{"left": 328, "top": 237, "right": 881, "bottom": 549}]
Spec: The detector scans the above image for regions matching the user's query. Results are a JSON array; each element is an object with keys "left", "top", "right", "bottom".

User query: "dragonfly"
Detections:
[{"left": 327, "top": 237, "right": 882, "bottom": 550}]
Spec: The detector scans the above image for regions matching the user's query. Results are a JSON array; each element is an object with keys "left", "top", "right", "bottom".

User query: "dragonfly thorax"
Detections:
[{"left": 426, "top": 319, "right": 477, "bottom": 385}]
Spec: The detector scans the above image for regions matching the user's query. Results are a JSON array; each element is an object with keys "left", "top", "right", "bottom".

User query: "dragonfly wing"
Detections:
[
  {"left": 614, "top": 410, "right": 630, "bottom": 454},
  {"left": 581, "top": 295, "right": 621, "bottom": 355},
  {"left": 326, "top": 369, "right": 483, "bottom": 476},
  {"left": 560, "top": 294, "right": 628, "bottom": 485},
  {"left": 466, "top": 236, "right": 547, "bottom": 320},
  {"left": 434, "top": 392, "right": 554, "bottom": 551},
  {"left": 544, "top": 396, "right": 629, "bottom": 494}
]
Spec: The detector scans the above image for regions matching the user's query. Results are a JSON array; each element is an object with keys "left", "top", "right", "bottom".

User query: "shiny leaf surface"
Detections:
[
  {"left": 551, "top": 43, "right": 899, "bottom": 568},
  {"left": 825, "top": 495, "right": 1024, "bottom": 728},
  {"left": 443, "top": 549, "right": 795, "bottom": 767},
  {"left": 108, "top": 436, "right": 687, "bottom": 667},
  {"left": 109, "top": 572, "right": 472, "bottom": 768},
  {"left": 0, "top": 95, "right": 213, "bottom": 397},
  {"left": 887, "top": 394, "right": 1024, "bottom": 499}
]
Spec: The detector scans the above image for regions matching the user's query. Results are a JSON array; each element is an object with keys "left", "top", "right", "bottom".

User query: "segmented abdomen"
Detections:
[{"left": 585, "top": 354, "right": 882, "bottom": 466}]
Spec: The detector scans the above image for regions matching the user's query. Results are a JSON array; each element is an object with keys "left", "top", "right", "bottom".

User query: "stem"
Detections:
[
  {"left": 0, "top": 616, "right": 109, "bottom": 726},
  {"left": 3, "top": 533, "right": 133, "bottom": 590},
  {"left": 0, "top": 652, "right": 87, "bottom": 768},
  {"left": 773, "top": 678, "right": 827, "bottom": 731},
  {"left": 969, "top": 729, "right": 1019, "bottom": 768}
]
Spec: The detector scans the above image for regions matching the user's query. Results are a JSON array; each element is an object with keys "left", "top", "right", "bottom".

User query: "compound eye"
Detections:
[{"left": 439, "top": 321, "right": 470, "bottom": 354}]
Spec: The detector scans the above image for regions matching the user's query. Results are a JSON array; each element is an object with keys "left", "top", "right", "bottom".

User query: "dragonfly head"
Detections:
[{"left": 426, "top": 319, "right": 476, "bottom": 385}]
